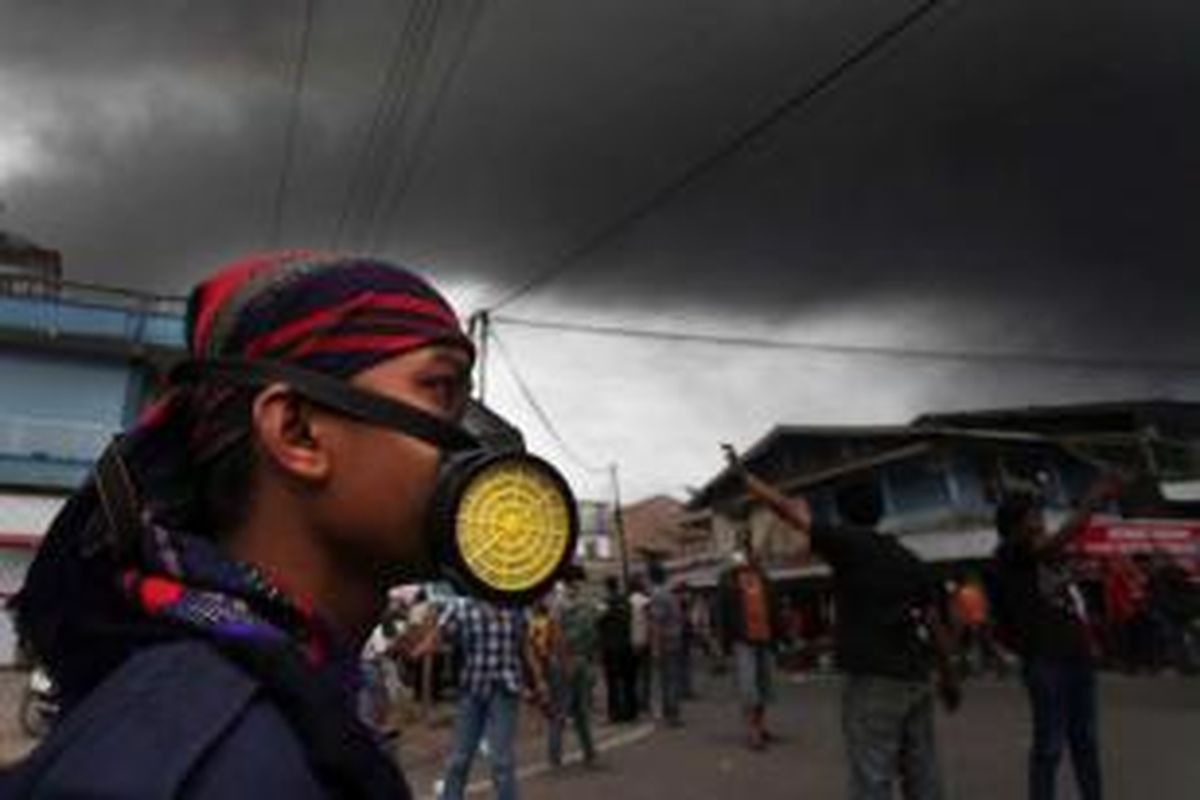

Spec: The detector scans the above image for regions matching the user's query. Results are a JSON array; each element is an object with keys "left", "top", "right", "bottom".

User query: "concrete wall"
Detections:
[
  {"left": 0, "top": 547, "right": 34, "bottom": 666},
  {"left": 0, "top": 350, "right": 131, "bottom": 463},
  {"left": 0, "top": 494, "right": 67, "bottom": 665},
  {"left": 0, "top": 290, "right": 186, "bottom": 664}
]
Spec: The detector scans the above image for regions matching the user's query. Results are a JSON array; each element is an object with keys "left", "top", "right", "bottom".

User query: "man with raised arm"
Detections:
[
  {"left": 991, "top": 475, "right": 1122, "bottom": 800},
  {"left": 722, "top": 445, "right": 960, "bottom": 800}
]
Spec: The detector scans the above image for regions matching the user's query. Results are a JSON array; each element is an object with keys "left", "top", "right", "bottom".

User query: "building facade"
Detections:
[
  {"left": 0, "top": 256, "right": 186, "bottom": 663},
  {"left": 575, "top": 500, "right": 616, "bottom": 562},
  {"left": 687, "top": 401, "right": 1200, "bottom": 585}
]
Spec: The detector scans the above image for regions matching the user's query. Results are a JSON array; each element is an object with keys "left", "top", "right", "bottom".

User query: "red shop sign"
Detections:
[{"left": 1070, "top": 516, "right": 1200, "bottom": 560}]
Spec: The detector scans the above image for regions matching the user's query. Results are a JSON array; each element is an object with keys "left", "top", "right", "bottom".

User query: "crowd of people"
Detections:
[
  {"left": 352, "top": 447, "right": 1198, "bottom": 800},
  {"left": 352, "top": 563, "right": 709, "bottom": 800}
]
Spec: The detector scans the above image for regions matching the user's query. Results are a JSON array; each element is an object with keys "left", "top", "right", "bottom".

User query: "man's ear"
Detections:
[{"left": 251, "top": 384, "right": 331, "bottom": 483}]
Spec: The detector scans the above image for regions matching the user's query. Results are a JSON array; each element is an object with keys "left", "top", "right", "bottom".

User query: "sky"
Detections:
[{"left": 1, "top": 0, "right": 1199, "bottom": 501}]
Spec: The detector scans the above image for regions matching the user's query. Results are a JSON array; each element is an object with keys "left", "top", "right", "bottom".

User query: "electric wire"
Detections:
[
  {"left": 269, "top": 0, "right": 318, "bottom": 248},
  {"left": 358, "top": 0, "right": 446, "bottom": 250},
  {"left": 487, "top": 327, "right": 608, "bottom": 474},
  {"left": 366, "top": 0, "right": 487, "bottom": 252},
  {"left": 492, "top": 315, "right": 1200, "bottom": 374},
  {"left": 330, "top": 0, "right": 429, "bottom": 250},
  {"left": 482, "top": 0, "right": 953, "bottom": 312}
]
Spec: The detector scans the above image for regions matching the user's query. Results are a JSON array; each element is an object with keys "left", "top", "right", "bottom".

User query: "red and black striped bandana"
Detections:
[{"left": 187, "top": 250, "right": 474, "bottom": 377}]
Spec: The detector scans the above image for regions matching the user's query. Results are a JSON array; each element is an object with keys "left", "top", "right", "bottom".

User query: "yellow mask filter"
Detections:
[{"left": 431, "top": 451, "right": 579, "bottom": 605}]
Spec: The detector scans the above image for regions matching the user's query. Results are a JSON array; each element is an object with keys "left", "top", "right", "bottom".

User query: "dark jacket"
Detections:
[
  {"left": 715, "top": 564, "right": 783, "bottom": 654},
  {"left": 0, "top": 640, "right": 407, "bottom": 799},
  {"left": 597, "top": 595, "right": 633, "bottom": 656}
]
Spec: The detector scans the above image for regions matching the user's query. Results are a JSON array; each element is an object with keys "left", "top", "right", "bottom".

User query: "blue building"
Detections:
[
  {"left": 688, "top": 400, "right": 1200, "bottom": 585},
  {"left": 679, "top": 402, "right": 1200, "bottom": 664},
  {"left": 0, "top": 246, "right": 186, "bottom": 662}
]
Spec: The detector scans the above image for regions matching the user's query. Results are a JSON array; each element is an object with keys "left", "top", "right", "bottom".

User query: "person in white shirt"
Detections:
[{"left": 628, "top": 578, "right": 651, "bottom": 717}]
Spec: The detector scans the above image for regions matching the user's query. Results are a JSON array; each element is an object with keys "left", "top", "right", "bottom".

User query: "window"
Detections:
[
  {"left": 1154, "top": 438, "right": 1200, "bottom": 481},
  {"left": 945, "top": 452, "right": 988, "bottom": 509},
  {"left": 1056, "top": 455, "right": 1100, "bottom": 505},
  {"left": 808, "top": 488, "right": 840, "bottom": 526},
  {"left": 883, "top": 458, "right": 951, "bottom": 517}
]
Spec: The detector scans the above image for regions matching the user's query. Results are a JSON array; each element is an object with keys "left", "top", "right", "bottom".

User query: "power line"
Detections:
[
  {"left": 492, "top": 314, "right": 1200, "bottom": 374},
  {"left": 366, "top": 0, "right": 487, "bottom": 252},
  {"left": 269, "top": 0, "right": 318, "bottom": 248},
  {"left": 330, "top": 0, "right": 429, "bottom": 250},
  {"left": 358, "top": 0, "right": 446, "bottom": 250},
  {"left": 331, "top": 0, "right": 442, "bottom": 251},
  {"left": 483, "top": 0, "right": 953, "bottom": 312},
  {"left": 488, "top": 327, "right": 608, "bottom": 474}
]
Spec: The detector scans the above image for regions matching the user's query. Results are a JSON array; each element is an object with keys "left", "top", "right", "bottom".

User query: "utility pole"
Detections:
[
  {"left": 468, "top": 310, "right": 490, "bottom": 403},
  {"left": 609, "top": 462, "right": 631, "bottom": 591}
]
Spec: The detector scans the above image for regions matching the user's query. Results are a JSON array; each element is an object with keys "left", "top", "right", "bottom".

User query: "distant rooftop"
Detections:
[
  {"left": 913, "top": 399, "right": 1200, "bottom": 435},
  {"left": 0, "top": 230, "right": 41, "bottom": 251},
  {"left": 0, "top": 229, "right": 62, "bottom": 279},
  {"left": 690, "top": 399, "right": 1200, "bottom": 511}
]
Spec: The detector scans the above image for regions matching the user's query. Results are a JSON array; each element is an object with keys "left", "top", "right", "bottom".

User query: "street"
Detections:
[
  {"left": 503, "top": 670, "right": 1200, "bottom": 800},
  {"left": 3, "top": 665, "right": 1198, "bottom": 798}
]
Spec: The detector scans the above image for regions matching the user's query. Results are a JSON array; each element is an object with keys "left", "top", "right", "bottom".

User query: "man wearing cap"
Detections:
[{"left": 3, "top": 252, "right": 488, "bottom": 799}]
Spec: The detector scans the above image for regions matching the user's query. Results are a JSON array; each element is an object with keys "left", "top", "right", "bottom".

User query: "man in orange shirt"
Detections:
[
  {"left": 716, "top": 531, "right": 782, "bottom": 750},
  {"left": 951, "top": 579, "right": 989, "bottom": 675}
]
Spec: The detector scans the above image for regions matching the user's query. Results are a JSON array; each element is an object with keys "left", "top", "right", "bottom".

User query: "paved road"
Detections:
[
  {"left": 513, "top": 670, "right": 1200, "bottom": 800},
  {"left": 5, "top": 666, "right": 1197, "bottom": 798}
]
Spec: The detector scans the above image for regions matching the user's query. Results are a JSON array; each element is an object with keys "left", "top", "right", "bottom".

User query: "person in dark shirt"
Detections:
[
  {"left": 723, "top": 446, "right": 960, "bottom": 800},
  {"left": 992, "top": 477, "right": 1121, "bottom": 800},
  {"left": 3, "top": 252, "right": 479, "bottom": 799},
  {"left": 597, "top": 576, "right": 638, "bottom": 722}
]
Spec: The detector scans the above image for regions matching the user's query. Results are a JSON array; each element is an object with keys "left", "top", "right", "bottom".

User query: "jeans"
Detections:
[
  {"left": 357, "top": 658, "right": 391, "bottom": 731},
  {"left": 634, "top": 646, "right": 651, "bottom": 715},
  {"left": 547, "top": 665, "right": 596, "bottom": 765},
  {"left": 656, "top": 646, "right": 683, "bottom": 724},
  {"left": 842, "top": 676, "right": 943, "bottom": 800},
  {"left": 602, "top": 648, "right": 638, "bottom": 722},
  {"left": 1022, "top": 659, "right": 1103, "bottom": 800},
  {"left": 441, "top": 689, "right": 519, "bottom": 800},
  {"left": 733, "top": 642, "right": 774, "bottom": 711},
  {"left": 681, "top": 638, "right": 695, "bottom": 698}
]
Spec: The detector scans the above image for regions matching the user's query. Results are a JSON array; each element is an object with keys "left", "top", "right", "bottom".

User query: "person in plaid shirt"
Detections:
[{"left": 425, "top": 596, "right": 546, "bottom": 800}]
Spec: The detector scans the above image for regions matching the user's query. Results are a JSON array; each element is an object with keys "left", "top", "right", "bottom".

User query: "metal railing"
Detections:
[{"left": 0, "top": 274, "right": 186, "bottom": 350}]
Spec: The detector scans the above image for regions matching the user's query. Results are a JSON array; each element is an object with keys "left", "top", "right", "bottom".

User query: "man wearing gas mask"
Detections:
[{"left": 2, "top": 252, "right": 578, "bottom": 800}]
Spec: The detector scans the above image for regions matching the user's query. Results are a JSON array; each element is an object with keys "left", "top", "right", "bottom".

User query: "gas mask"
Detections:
[{"left": 159, "top": 357, "right": 579, "bottom": 606}]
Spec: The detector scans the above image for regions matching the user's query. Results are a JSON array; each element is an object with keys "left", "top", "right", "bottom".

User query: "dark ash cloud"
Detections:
[{"left": 0, "top": 0, "right": 1196, "bottom": 362}]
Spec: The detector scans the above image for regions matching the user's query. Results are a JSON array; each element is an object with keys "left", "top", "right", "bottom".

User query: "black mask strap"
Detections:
[{"left": 169, "top": 358, "right": 480, "bottom": 453}]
